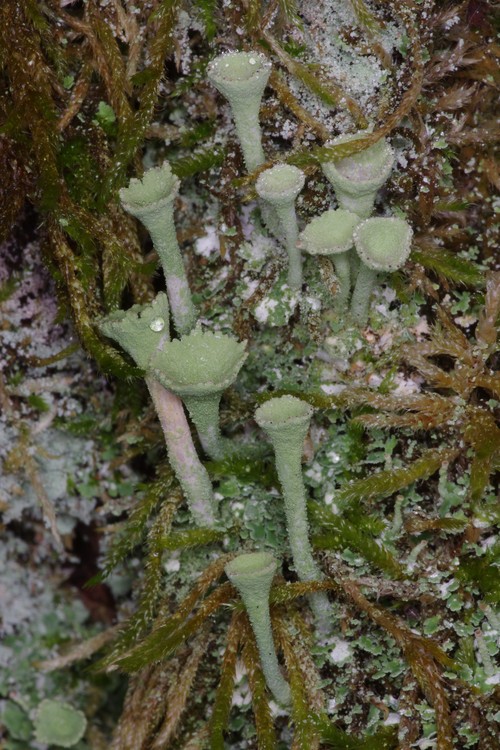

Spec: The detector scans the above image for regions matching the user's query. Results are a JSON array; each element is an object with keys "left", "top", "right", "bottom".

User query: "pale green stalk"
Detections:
[
  {"left": 146, "top": 379, "right": 217, "bottom": 527},
  {"left": 99, "top": 295, "right": 217, "bottom": 527},
  {"left": 349, "top": 263, "right": 378, "bottom": 327},
  {"left": 150, "top": 329, "right": 248, "bottom": 462},
  {"left": 207, "top": 52, "right": 271, "bottom": 173},
  {"left": 255, "top": 396, "right": 330, "bottom": 631},
  {"left": 119, "top": 162, "right": 197, "bottom": 335},
  {"left": 351, "top": 216, "right": 413, "bottom": 327},
  {"left": 225, "top": 552, "right": 291, "bottom": 706},
  {"left": 256, "top": 165, "right": 305, "bottom": 290}
]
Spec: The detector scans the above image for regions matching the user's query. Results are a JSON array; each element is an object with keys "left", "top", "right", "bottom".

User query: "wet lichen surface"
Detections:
[{"left": 0, "top": 1, "right": 499, "bottom": 749}]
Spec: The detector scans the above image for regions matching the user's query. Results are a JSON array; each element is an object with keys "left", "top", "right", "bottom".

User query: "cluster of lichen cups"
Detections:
[
  {"left": 99, "top": 155, "right": 330, "bottom": 704},
  {"left": 208, "top": 50, "right": 414, "bottom": 326},
  {"left": 98, "top": 49, "right": 418, "bottom": 706}
]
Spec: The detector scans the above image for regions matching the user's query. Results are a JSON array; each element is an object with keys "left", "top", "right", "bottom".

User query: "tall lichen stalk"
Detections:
[{"left": 2, "top": 1, "right": 499, "bottom": 749}]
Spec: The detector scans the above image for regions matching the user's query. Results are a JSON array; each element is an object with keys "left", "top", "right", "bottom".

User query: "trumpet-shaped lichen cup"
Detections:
[
  {"left": 255, "top": 396, "right": 330, "bottom": 630},
  {"left": 321, "top": 133, "right": 394, "bottom": 218},
  {"left": 98, "top": 292, "right": 171, "bottom": 370},
  {"left": 256, "top": 164, "right": 305, "bottom": 290},
  {"left": 207, "top": 51, "right": 271, "bottom": 172},
  {"left": 299, "top": 209, "right": 360, "bottom": 310},
  {"left": 350, "top": 216, "right": 413, "bottom": 327},
  {"left": 225, "top": 552, "right": 291, "bottom": 706},
  {"left": 119, "top": 162, "right": 197, "bottom": 335},
  {"left": 150, "top": 328, "right": 248, "bottom": 461},
  {"left": 99, "top": 295, "right": 217, "bottom": 527}
]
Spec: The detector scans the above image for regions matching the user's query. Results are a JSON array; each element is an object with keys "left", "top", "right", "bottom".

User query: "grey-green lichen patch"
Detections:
[
  {"left": 150, "top": 328, "right": 247, "bottom": 396},
  {"left": 34, "top": 699, "right": 87, "bottom": 747}
]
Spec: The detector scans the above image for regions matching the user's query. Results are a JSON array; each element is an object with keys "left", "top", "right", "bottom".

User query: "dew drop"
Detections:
[{"left": 150, "top": 317, "right": 165, "bottom": 332}]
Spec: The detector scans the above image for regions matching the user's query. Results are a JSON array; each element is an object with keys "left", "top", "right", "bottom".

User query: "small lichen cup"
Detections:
[
  {"left": 350, "top": 216, "right": 413, "bottom": 327},
  {"left": 98, "top": 292, "right": 171, "bottom": 370},
  {"left": 150, "top": 328, "right": 248, "bottom": 461},
  {"left": 119, "top": 161, "right": 197, "bottom": 336},
  {"left": 255, "top": 396, "right": 330, "bottom": 631},
  {"left": 321, "top": 132, "right": 394, "bottom": 219},
  {"left": 256, "top": 164, "right": 305, "bottom": 290},
  {"left": 299, "top": 209, "right": 360, "bottom": 311},
  {"left": 99, "top": 295, "right": 217, "bottom": 527},
  {"left": 225, "top": 552, "right": 291, "bottom": 706},
  {"left": 207, "top": 51, "right": 271, "bottom": 173}
]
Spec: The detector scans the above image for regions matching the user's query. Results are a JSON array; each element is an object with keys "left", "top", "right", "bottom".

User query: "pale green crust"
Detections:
[
  {"left": 350, "top": 217, "right": 413, "bottom": 327},
  {"left": 256, "top": 165, "right": 305, "bottom": 290},
  {"left": 225, "top": 552, "right": 291, "bottom": 706},
  {"left": 255, "top": 396, "right": 330, "bottom": 630},
  {"left": 150, "top": 329, "right": 247, "bottom": 460},
  {"left": 300, "top": 209, "right": 360, "bottom": 310},
  {"left": 207, "top": 52, "right": 271, "bottom": 172},
  {"left": 34, "top": 699, "right": 87, "bottom": 748},
  {"left": 321, "top": 133, "right": 394, "bottom": 218},
  {"left": 98, "top": 293, "right": 170, "bottom": 370},
  {"left": 119, "top": 162, "right": 197, "bottom": 335}
]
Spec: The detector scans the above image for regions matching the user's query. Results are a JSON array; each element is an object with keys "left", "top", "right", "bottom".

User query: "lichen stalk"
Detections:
[
  {"left": 330, "top": 252, "right": 351, "bottom": 311},
  {"left": 146, "top": 378, "right": 218, "bottom": 527},
  {"left": 349, "top": 263, "right": 378, "bottom": 327},
  {"left": 256, "top": 165, "right": 305, "bottom": 291},
  {"left": 225, "top": 553, "right": 291, "bottom": 706},
  {"left": 255, "top": 397, "right": 330, "bottom": 630},
  {"left": 182, "top": 393, "right": 225, "bottom": 462},
  {"left": 274, "top": 202, "right": 302, "bottom": 290},
  {"left": 99, "top": 295, "right": 217, "bottom": 527},
  {"left": 207, "top": 52, "right": 271, "bottom": 173},
  {"left": 119, "top": 163, "right": 197, "bottom": 335}
]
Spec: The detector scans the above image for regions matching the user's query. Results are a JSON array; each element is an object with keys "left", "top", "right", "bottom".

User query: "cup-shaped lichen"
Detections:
[
  {"left": 99, "top": 296, "right": 217, "bottom": 527},
  {"left": 150, "top": 328, "right": 248, "bottom": 461},
  {"left": 207, "top": 51, "right": 271, "bottom": 172},
  {"left": 299, "top": 209, "right": 360, "bottom": 310},
  {"left": 350, "top": 216, "right": 413, "bottom": 327},
  {"left": 119, "top": 162, "right": 197, "bottom": 335},
  {"left": 321, "top": 133, "right": 394, "bottom": 218},
  {"left": 256, "top": 164, "right": 305, "bottom": 290},
  {"left": 255, "top": 396, "right": 329, "bottom": 629},
  {"left": 225, "top": 552, "right": 291, "bottom": 706},
  {"left": 98, "top": 292, "right": 170, "bottom": 370}
]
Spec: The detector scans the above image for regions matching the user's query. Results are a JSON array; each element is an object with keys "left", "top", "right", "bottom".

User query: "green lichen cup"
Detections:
[
  {"left": 225, "top": 552, "right": 291, "bottom": 706},
  {"left": 119, "top": 162, "right": 196, "bottom": 335},
  {"left": 299, "top": 209, "right": 360, "bottom": 310},
  {"left": 350, "top": 216, "right": 413, "bottom": 327},
  {"left": 256, "top": 164, "right": 305, "bottom": 290},
  {"left": 255, "top": 396, "right": 330, "bottom": 631},
  {"left": 207, "top": 51, "right": 271, "bottom": 172},
  {"left": 150, "top": 328, "right": 248, "bottom": 460},
  {"left": 321, "top": 133, "right": 394, "bottom": 218}
]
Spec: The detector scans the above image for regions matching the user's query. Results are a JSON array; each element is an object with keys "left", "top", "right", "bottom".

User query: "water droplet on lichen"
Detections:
[{"left": 150, "top": 317, "right": 165, "bottom": 332}]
